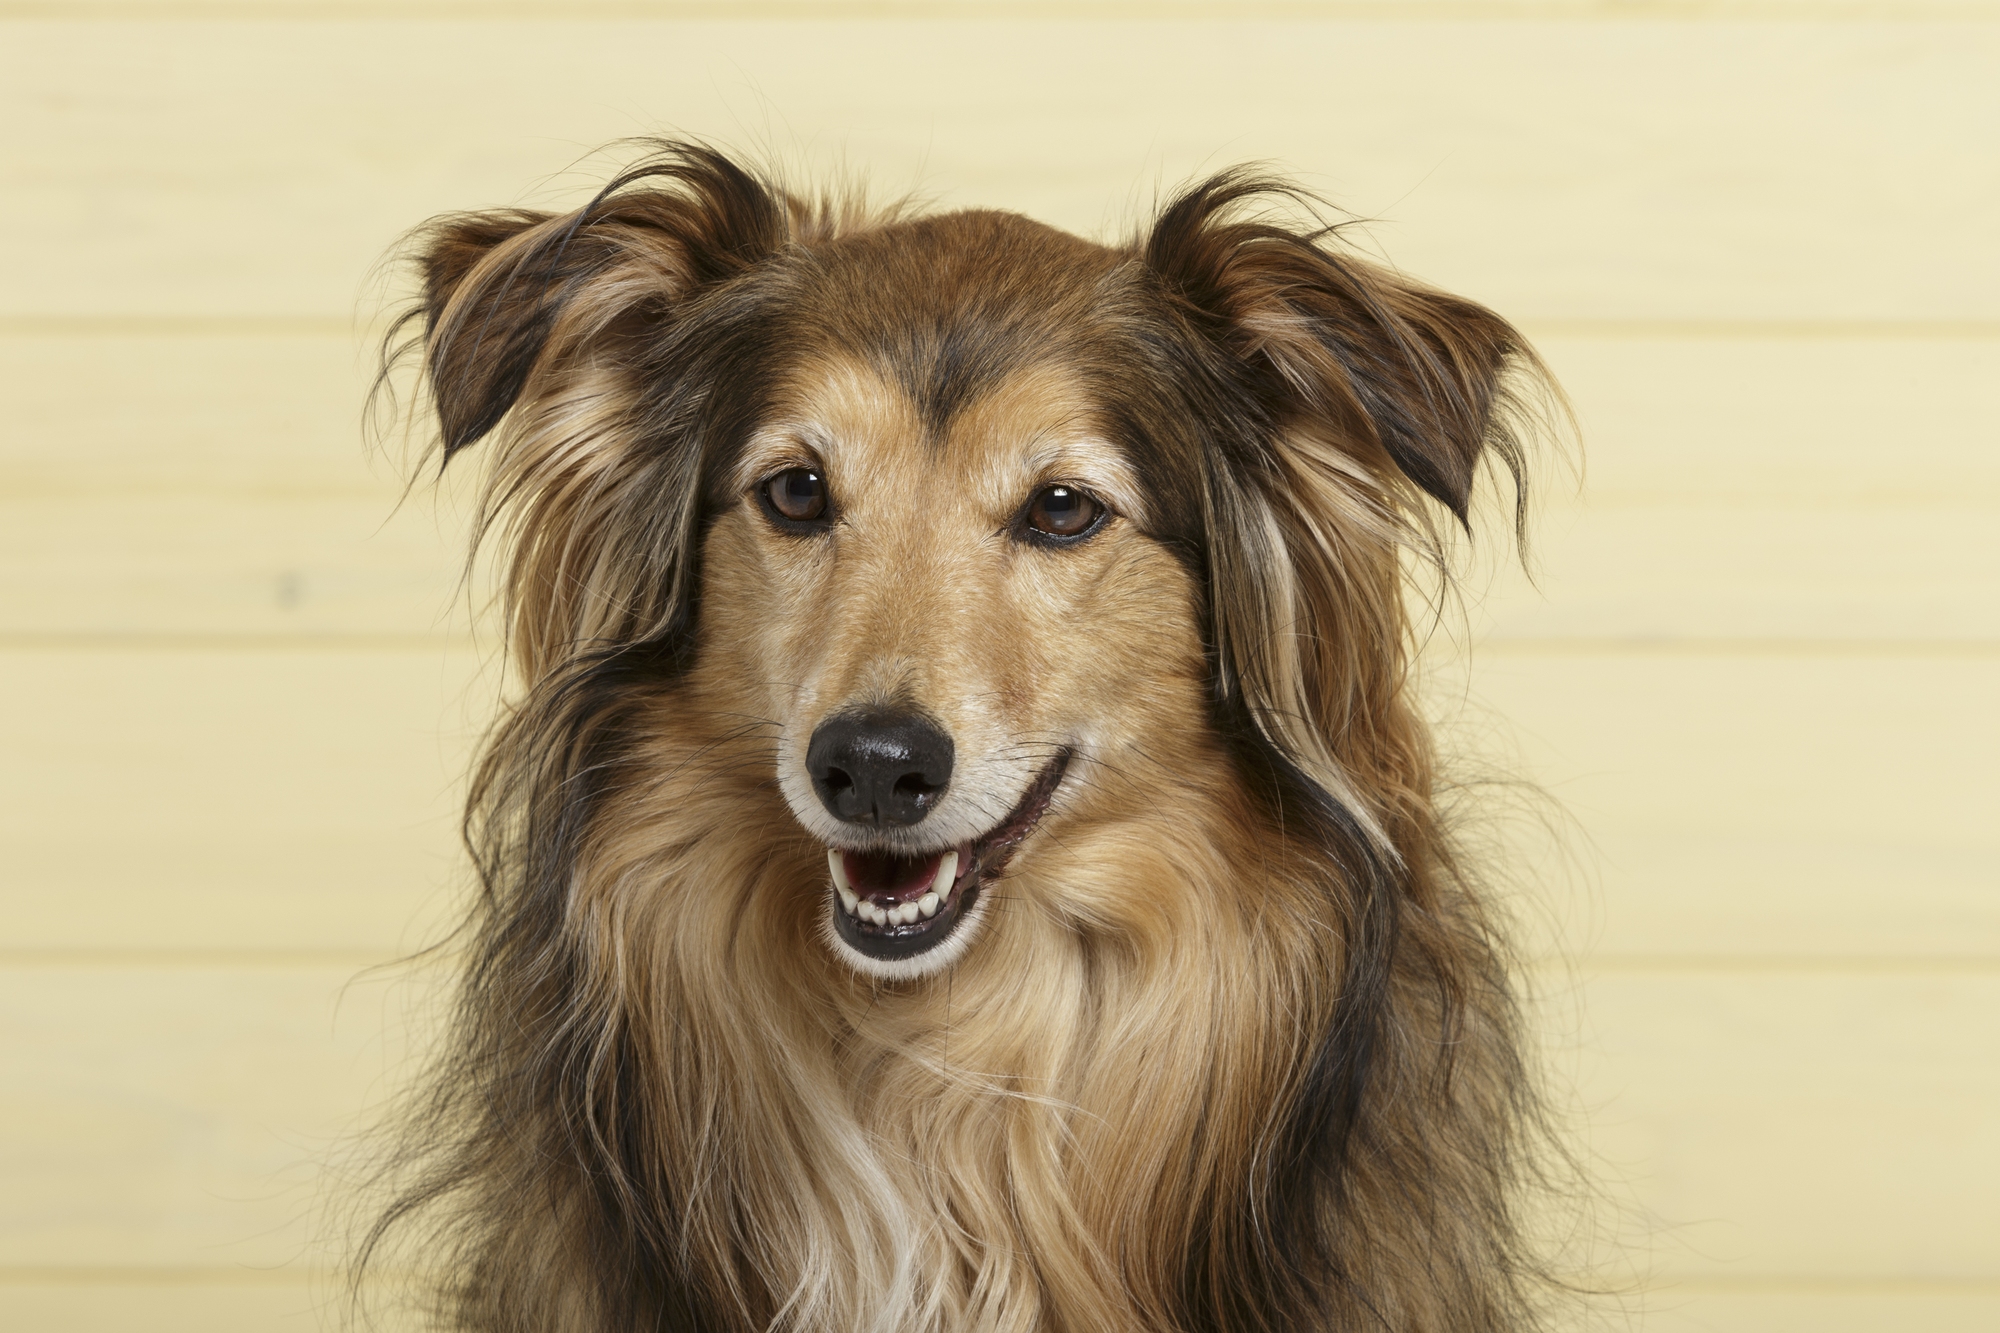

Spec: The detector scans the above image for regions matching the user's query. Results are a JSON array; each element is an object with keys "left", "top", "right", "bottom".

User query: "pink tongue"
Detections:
[{"left": 841, "top": 850, "right": 942, "bottom": 901}]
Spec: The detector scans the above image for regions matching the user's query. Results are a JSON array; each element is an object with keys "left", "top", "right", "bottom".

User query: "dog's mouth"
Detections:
[{"left": 826, "top": 749, "right": 1071, "bottom": 964}]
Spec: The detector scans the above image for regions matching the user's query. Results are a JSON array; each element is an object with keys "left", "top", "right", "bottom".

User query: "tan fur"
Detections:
[
  {"left": 364, "top": 143, "right": 1557, "bottom": 1333},
  {"left": 585, "top": 354, "right": 1292, "bottom": 1330}
]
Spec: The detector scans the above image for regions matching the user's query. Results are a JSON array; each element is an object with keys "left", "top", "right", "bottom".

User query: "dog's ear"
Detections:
[
  {"left": 414, "top": 143, "right": 790, "bottom": 457},
  {"left": 386, "top": 144, "right": 797, "bottom": 678},
  {"left": 1141, "top": 171, "right": 1547, "bottom": 838},
  {"left": 1144, "top": 169, "right": 1529, "bottom": 527}
]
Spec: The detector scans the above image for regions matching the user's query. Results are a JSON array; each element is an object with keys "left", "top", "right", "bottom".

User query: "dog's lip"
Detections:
[{"left": 826, "top": 748, "right": 1072, "bottom": 956}]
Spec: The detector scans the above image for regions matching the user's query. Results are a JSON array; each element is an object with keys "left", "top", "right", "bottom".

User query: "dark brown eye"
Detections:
[
  {"left": 1025, "top": 485, "right": 1103, "bottom": 541},
  {"left": 762, "top": 468, "right": 828, "bottom": 525}
]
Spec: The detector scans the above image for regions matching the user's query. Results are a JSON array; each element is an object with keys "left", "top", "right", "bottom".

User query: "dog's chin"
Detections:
[{"left": 819, "top": 750, "right": 1071, "bottom": 981}]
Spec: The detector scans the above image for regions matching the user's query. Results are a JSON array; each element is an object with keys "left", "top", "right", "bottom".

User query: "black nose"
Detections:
[{"left": 806, "top": 709, "right": 955, "bottom": 827}]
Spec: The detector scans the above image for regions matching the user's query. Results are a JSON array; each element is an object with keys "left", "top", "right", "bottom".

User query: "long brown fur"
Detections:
[{"left": 363, "top": 141, "right": 1561, "bottom": 1332}]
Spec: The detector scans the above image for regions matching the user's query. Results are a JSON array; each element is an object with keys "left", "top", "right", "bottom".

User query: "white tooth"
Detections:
[
  {"left": 918, "top": 892, "right": 941, "bottom": 919},
  {"left": 890, "top": 904, "right": 912, "bottom": 926},
  {"left": 828, "top": 850, "right": 859, "bottom": 914},
  {"left": 930, "top": 851, "right": 959, "bottom": 897},
  {"left": 869, "top": 903, "right": 888, "bottom": 926}
]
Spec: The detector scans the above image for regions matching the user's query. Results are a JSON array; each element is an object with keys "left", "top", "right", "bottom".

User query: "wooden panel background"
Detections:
[{"left": 1, "top": 3, "right": 1995, "bottom": 1328}]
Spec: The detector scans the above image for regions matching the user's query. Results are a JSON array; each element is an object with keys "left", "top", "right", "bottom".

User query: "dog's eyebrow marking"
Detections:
[
  {"left": 886, "top": 320, "right": 1028, "bottom": 444},
  {"left": 731, "top": 423, "right": 836, "bottom": 493},
  {"left": 1017, "top": 435, "right": 1148, "bottom": 529}
]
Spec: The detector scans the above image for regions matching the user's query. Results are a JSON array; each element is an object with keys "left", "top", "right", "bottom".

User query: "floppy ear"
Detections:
[
  {"left": 415, "top": 143, "right": 792, "bottom": 458},
  {"left": 1142, "top": 170, "right": 1546, "bottom": 837},
  {"left": 1144, "top": 169, "right": 1531, "bottom": 528},
  {"left": 388, "top": 143, "right": 795, "bottom": 677}
]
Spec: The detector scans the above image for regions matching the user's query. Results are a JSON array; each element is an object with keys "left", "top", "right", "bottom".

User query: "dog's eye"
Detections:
[
  {"left": 1024, "top": 485, "right": 1104, "bottom": 542},
  {"left": 761, "top": 468, "right": 829, "bottom": 526}
]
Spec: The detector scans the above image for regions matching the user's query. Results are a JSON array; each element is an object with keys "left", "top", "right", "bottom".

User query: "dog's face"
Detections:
[
  {"left": 700, "top": 348, "right": 1207, "bottom": 978},
  {"left": 413, "top": 149, "right": 1529, "bottom": 991}
]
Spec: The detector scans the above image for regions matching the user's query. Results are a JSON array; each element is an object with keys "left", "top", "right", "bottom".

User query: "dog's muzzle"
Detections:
[{"left": 822, "top": 748, "right": 1071, "bottom": 967}]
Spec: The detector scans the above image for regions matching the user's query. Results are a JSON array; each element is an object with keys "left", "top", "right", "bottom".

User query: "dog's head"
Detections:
[{"left": 407, "top": 143, "right": 1535, "bottom": 982}]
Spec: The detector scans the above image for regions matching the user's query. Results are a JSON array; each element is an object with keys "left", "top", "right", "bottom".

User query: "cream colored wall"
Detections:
[{"left": 2, "top": 4, "right": 1996, "bottom": 1330}]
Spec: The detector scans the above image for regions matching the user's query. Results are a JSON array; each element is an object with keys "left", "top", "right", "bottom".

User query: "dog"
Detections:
[{"left": 366, "top": 141, "right": 1556, "bottom": 1333}]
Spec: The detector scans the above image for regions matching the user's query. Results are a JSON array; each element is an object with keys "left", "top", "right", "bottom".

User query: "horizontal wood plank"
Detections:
[
  {"left": 0, "top": 333, "right": 386, "bottom": 497},
  {"left": 1628, "top": 1285, "right": 2000, "bottom": 1333},
  {"left": 1474, "top": 498, "right": 2000, "bottom": 644},
  {"left": 5, "top": 334, "right": 1996, "bottom": 642},
  {"left": 4, "top": 1278, "right": 1996, "bottom": 1333},
  {"left": 0, "top": 649, "right": 485, "bottom": 953},
  {"left": 3, "top": 20, "right": 1996, "bottom": 319},
  {"left": 1530, "top": 334, "right": 2000, "bottom": 502},
  {"left": 0, "top": 493, "right": 472, "bottom": 638},
  {"left": 0, "top": 637, "right": 1990, "bottom": 964},
  {"left": 0, "top": 963, "right": 433, "bottom": 1268},
  {"left": 1458, "top": 653, "right": 2000, "bottom": 960},
  {"left": 0, "top": 649, "right": 1991, "bottom": 959},
  {"left": 1566, "top": 971, "right": 2000, "bottom": 1278},
  {"left": 11, "top": 489, "right": 1993, "bottom": 642},
  {"left": 6, "top": 333, "right": 1995, "bottom": 502},
  {"left": 0, "top": 1276, "right": 396, "bottom": 1333},
  {"left": 3, "top": 962, "right": 1994, "bottom": 1278},
  {"left": 9, "top": 333, "right": 1996, "bottom": 501},
  {"left": 15, "top": 2, "right": 2000, "bottom": 19}
]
